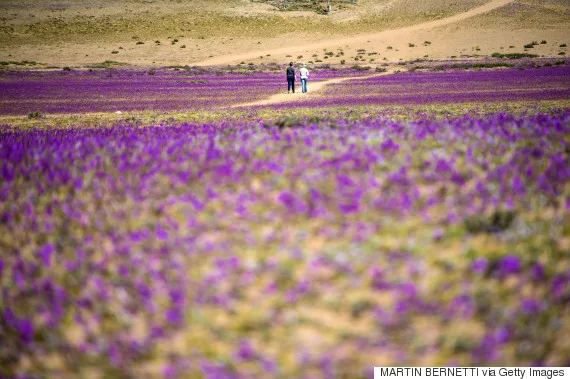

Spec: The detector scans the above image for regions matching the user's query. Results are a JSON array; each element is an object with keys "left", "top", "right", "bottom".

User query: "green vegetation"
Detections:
[
  {"left": 491, "top": 52, "right": 539, "bottom": 59},
  {"left": 86, "top": 60, "right": 128, "bottom": 69},
  {"left": 0, "top": 60, "right": 41, "bottom": 66},
  {"left": 27, "top": 111, "right": 43, "bottom": 119}
]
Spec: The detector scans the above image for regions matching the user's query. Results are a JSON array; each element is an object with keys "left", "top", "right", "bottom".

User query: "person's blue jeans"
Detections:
[
  {"left": 301, "top": 78, "right": 308, "bottom": 93},
  {"left": 287, "top": 77, "right": 295, "bottom": 93}
]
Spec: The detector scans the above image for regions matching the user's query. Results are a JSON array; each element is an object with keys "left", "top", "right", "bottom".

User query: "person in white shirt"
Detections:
[{"left": 299, "top": 63, "right": 310, "bottom": 93}]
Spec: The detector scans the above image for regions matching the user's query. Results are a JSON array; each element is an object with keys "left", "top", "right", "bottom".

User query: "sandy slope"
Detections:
[
  {"left": 0, "top": 0, "right": 566, "bottom": 67},
  {"left": 198, "top": 0, "right": 514, "bottom": 66}
]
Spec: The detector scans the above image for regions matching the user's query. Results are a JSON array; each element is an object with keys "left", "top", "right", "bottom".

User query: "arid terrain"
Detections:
[{"left": 0, "top": 0, "right": 568, "bottom": 68}]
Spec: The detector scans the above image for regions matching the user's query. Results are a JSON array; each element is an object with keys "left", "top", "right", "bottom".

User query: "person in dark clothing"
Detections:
[{"left": 286, "top": 62, "right": 296, "bottom": 94}]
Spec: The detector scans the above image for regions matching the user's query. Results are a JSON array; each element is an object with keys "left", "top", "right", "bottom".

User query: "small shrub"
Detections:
[
  {"left": 375, "top": 67, "right": 386, "bottom": 73},
  {"left": 491, "top": 52, "right": 537, "bottom": 59},
  {"left": 265, "top": 116, "right": 304, "bottom": 129},
  {"left": 423, "top": 41, "right": 431, "bottom": 45},
  {"left": 560, "top": 43, "right": 567, "bottom": 47},
  {"left": 387, "top": 46, "right": 393, "bottom": 50},
  {"left": 111, "top": 51, "right": 119, "bottom": 54},
  {"left": 340, "top": 59, "right": 345, "bottom": 64},
  {"left": 27, "top": 111, "right": 43, "bottom": 119},
  {"left": 559, "top": 52, "right": 566, "bottom": 55},
  {"left": 523, "top": 43, "right": 534, "bottom": 49},
  {"left": 351, "top": 65, "right": 371, "bottom": 71},
  {"left": 464, "top": 210, "right": 517, "bottom": 234},
  {"left": 408, "top": 43, "right": 415, "bottom": 47},
  {"left": 148, "top": 68, "right": 156, "bottom": 75},
  {"left": 540, "top": 40, "right": 547, "bottom": 44},
  {"left": 324, "top": 51, "right": 334, "bottom": 56},
  {"left": 136, "top": 41, "right": 144, "bottom": 45},
  {"left": 62, "top": 66, "right": 72, "bottom": 71},
  {"left": 180, "top": 45, "right": 186, "bottom": 48},
  {"left": 297, "top": 55, "right": 303, "bottom": 59}
]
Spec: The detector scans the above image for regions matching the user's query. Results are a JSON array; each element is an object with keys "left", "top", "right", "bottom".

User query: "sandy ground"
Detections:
[{"left": 0, "top": 0, "right": 568, "bottom": 68}]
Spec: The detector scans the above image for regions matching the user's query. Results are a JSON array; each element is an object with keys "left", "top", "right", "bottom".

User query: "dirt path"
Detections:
[
  {"left": 197, "top": 0, "right": 514, "bottom": 67},
  {"left": 232, "top": 68, "right": 397, "bottom": 108}
]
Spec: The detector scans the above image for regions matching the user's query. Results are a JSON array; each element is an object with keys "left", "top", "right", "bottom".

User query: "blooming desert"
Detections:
[{"left": 1, "top": 63, "right": 569, "bottom": 377}]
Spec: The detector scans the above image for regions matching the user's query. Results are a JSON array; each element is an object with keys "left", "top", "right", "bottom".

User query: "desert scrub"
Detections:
[
  {"left": 27, "top": 111, "right": 43, "bottom": 119},
  {"left": 491, "top": 52, "right": 538, "bottom": 59}
]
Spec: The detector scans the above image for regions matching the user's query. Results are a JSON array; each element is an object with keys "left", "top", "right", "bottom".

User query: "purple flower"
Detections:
[
  {"left": 499, "top": 255, "right": 521, "bottom": 276},
  {"left": 236, "top": 339, "right": 256, "bottom": 361},
  {"left": 278, "top": 191, "right": 307, "bottom": 213},
  {"left": 472, "top": 334, "right": 500, "bottom": 362},
  {"left": 169, "top": 288, "right": 185, "bottom": 306},
  {"left": 38, "top": 243, "right": 54, "bottom": 267},
  {"left": 471, "top": 257, "right": 488, "bottom": 274},
  {"left": 138, "top": 282, "right": 152, "bottom": 302},
  {"left": 150, "top": 325, "right": 165, "bottom": 339},
  {"left": 156, "top": 226, "right": 169, "bottom": 241},
  {"left": 520, "top": 298, "right": 541, "bottom": 314},
  {"left": 18, "top": 319, "right": 34, "bottom": 344},
  {"left": 108, "top": 343, "right": 122, "bottom": 367},
  {"left": 165, "top": 307, "right": 183, "bottom": 325},
  {"left": 551, "top": 274, "right": 568, "bottom": 299},
  {"left": 495, "top": 326, "right": 511, "bottom": 343},
  {"left": 394, "top": 299, "right": 410, "bottom": 315},
  {"left": 381, "top": 138, "right": 400, "bottom": 151},
  {"left": 450, "top": 294, "right": 476, "bottom": 318},
  {"left": 337, "top": 174, "right": 355, "bottom": 188},
  {"left": 531, "top": 263, "right": 545, "bottom": 280},
  {"left": 163, "top": 364, "right": 178, "bottom": 378},
  {"left": 399, "top": 282, "right": 417, "bottom": 298}
]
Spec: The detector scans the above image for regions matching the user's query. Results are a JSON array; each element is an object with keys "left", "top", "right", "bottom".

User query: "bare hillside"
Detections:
[{"left": 0, "top": 0, "right": 568, "bottom": 67}]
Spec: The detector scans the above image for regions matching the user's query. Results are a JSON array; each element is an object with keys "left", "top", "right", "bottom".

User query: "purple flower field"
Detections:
[
  {"left": 1, "top": 105, "right": 570, "bottom": 376},
  {"left": 291, "top": 65, "right": 570, "bottom": 108},
  {"left": 0, "top": 68, "right": 360, "bottom": 115}
]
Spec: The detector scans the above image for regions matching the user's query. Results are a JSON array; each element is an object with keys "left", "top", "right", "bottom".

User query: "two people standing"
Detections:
[{"left": 286, "top": 62, "right": 310, "bottom": 94}]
